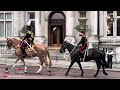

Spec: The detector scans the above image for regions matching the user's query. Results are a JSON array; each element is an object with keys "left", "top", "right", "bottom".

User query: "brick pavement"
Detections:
[{"left": 0, "top": 58, "right": 120, "bottom": 72}]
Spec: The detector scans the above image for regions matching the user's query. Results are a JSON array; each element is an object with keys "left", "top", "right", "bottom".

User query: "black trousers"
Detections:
[{"left": 107, "top": 55, "right": 113, "bottom": 68}]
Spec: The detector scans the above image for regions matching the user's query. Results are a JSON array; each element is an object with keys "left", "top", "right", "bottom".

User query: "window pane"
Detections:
[
  {"left": 0, "top": 13, "right": 4, "bottom": 19},
  {"left": 31, "top": 21, "right": 35, "bottom": 35},
  {"left": 51, "top": 13, "right": 64, "bottom": 19},
  {"left": 117, "top": 11, "right": 120, "bottom": 16},
  {"left": 29, "top": 12, "right": 35, "bottom": 19},
  {"left": 6, "top": 13, "right": 12, "bottom": 20},
  {"left": 6, "top": 21, "right": 12, "bottom": 37},
  {"left": 79, "top": 11, "right": 86, "bottom": 17},
  {"left": 0, "top": 21, "right": 4, "bottom": 37},
  {"left": 117, "top": 18, "right": 120, "bottom": 36}
]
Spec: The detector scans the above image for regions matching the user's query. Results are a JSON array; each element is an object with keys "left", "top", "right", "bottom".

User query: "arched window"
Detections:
[
  {"left": 49, "top": 12, "right": 65, "bottom": 20},
  {"left": 51, "top": 13, "right": 65, "bottom": 19}
]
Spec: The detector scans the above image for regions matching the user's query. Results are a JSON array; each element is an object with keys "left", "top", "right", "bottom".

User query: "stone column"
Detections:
[
  {"left": 88, "top": 11, "right": 99, "bottom": 48},
  {"left": 65, "top": 11, "right": 75, "bottom": 45},
  {"left": 20, "top": 11, "right": 25, "bottom": 37},
  {"left": 34, "top": 11, "right": 46, "bottom": 44},
  {"left": 13, "top": 11, "right": 20, "bottom": 39},
  {"left": 99, "top": 11, "right": 104, "bottom": 37}
]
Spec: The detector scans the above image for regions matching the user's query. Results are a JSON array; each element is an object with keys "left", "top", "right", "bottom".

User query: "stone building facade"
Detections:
[{"left": 0, "top": 11, "right": 120, "bottom": 63}]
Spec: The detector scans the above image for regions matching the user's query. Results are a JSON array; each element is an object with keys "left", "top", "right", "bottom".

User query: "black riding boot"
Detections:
[
  {"left": 21, "top": 47, "right": 26, "bottom": 58},
  {"left": 79, "top": 52, "right": 84, "bottom": 60}
]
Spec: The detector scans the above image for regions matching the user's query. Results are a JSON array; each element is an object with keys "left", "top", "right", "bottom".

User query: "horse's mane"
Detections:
[
  {"left": 12, "top": 38, "right": 21, "bottom": 42},
  {"left": 66, "top": 41, "right": 75, "bottom": 47}
]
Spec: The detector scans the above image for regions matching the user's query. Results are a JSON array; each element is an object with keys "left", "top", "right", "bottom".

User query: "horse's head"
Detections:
[
  {"left": 59, "top": 41, "right": 68, "bottom": 53},
  {"left": 6, "top": 38, "right": 21, "bottom": 49},
  {"left": 6, "top": 38, "right": 13, "bottom": 49}
]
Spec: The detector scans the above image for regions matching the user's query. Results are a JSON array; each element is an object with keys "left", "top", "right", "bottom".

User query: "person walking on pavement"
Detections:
[{"left": 107, "top": 49, "right": 114, "bottom": 68}]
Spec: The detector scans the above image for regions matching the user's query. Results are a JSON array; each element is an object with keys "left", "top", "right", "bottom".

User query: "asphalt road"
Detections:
[{"left": 0, "top": 65, "right": 120, "bottom": 79}]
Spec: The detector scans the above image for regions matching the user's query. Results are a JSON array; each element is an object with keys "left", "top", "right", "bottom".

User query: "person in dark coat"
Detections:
[
  {"left": 77, "top": 31, "right": 88, "bottom": 59},
  {"left": 20, "top": 20, "right": 34, "bottom": 57}
]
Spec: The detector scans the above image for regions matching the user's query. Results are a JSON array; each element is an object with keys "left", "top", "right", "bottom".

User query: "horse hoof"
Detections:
[
  {"left": 93, "top": 75, "right": 97, "bottom": 78},
  {"left": 36, "top": 72, "right": 40, "bottom": 74},
  {"left": 65, "top": 73, "right": 68, "bottom": 76},
  {"left": 105, "top": 73, "right": 108, "bottom": 75},
  {"left": 24, "top": 70, "right": 27, "bottom": 73},
  {"left": 81, "top": 74, "right": 84, "bottom": 77},
  {"left": 47, "top": 70, "right": 51, "bottom": 73}
]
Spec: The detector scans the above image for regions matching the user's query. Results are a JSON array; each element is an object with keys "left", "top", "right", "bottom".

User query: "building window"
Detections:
[
  {"left": 78, "top": 11, "right": 87, "bottom": 30},
  {"left": 28, "top": 12, "right": 35, "bottom": 35},
  {"left": 107, "top": 11, "right": 113, "bottom": 36},
  {"left": 0, "top": 12, "right": 12, "bottom": 37},
  {"left": 105, "top": 11, "right": 120, "bottom": 37},
  {"left": 117, "top": 11, "right": 120, "bottom": 36}
]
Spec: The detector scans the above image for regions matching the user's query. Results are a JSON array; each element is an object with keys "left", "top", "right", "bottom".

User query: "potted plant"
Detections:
[
  {"left": 21, "top": 25, "right": 34, "bottom": 34},
  {"left": 74, "top": 22, "right": 88, "bottom": 32}
]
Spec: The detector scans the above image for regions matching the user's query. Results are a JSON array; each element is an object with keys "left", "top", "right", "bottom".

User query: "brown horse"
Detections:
[{"left": 6, "top": 37, "right": 52, "bottom": 74}]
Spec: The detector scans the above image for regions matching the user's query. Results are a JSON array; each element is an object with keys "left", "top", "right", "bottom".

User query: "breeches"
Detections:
[{"left": 79, "top": 44, "right": 87, "bottom": 53}]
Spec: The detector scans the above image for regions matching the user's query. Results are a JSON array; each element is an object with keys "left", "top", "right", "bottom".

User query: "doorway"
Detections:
[{"left": 48, "top": 11, "right": 66, "bottom": 47}]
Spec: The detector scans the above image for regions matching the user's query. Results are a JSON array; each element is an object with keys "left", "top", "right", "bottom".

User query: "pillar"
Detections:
[
  {"left": 88, "top": 11, "right": 99, "bottom": 48},
  {"left": 34, "top": 11, "right": 46, "bottom": 44},
  {"left": 65, "top": 11, "right": 75, "bottom": 45},
  {"left": 20, "top": 11, "right": 25, "bottom": 37},
  {"left": 13, "top": 11, "right": 20, "bottom": 39}
]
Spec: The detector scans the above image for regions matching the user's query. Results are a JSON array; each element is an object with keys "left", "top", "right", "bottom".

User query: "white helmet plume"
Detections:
[{"left": 27, "top": 20, "right": 31, "bottom": 26}]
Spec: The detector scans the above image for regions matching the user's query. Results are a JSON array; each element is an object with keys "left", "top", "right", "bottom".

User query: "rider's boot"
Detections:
[
  {"left": 79, "top": 52, "right": 84, "bottom": 61},
  {"left": 21, "top": 47, "right": 26, "bottom": 58}
]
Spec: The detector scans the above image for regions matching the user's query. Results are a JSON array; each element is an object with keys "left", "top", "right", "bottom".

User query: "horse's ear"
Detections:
[
  {"left": 64, "top": 40, "right": 67, "bottom": 43},
  {"left": 7, "top": 38, "right": 9, "bottom": 40}
]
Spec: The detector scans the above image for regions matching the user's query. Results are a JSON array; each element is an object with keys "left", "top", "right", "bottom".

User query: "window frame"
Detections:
[
  {"left": 0, "top": 11, "right": 13, "bottom": 38},
  {"left": 27, "top": 11, "right": 35, "bottom": 35},
  {"left": 104, "top": 11, "right": 120, "bottom": 37},
  {"left": 78, "top": 11, "right": 88, "bottom": 31}
]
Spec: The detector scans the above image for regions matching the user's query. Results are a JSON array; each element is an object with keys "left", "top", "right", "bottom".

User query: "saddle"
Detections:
[{"left": 26, "top": 44, "right": 35, "bottom": 52}]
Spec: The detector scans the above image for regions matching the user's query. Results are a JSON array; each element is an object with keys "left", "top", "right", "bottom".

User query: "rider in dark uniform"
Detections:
[
  {"left": 77, "top": 31, "right": 88, "bottom": 59},
  {"left": 20, "top": 25, "right": 34, "bottom": 58}
]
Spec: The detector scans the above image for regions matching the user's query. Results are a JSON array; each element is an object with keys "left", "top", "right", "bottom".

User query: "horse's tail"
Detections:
[
  {"left": 45, "top": 47, "right": 52, "bottom": 67},
  {"left": 101, "top": 50, "right": 108, "bottom": 68}
]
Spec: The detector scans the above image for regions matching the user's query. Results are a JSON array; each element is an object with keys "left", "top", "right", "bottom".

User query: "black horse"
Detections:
[{"left": 59, "top": 41, "right": 108, "bottom": 77}]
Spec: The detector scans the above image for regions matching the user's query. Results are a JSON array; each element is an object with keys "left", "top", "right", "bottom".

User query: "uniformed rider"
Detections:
[
  {"left": 77, "top": 31, "right": 88, "bottom": 59},
  {"left": 20, "top": 20, "right": 34, "bottom": 57}
]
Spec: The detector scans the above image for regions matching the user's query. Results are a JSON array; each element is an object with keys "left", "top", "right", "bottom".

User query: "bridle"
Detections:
[
  {"left": 7, "top": 39, "right": 20, "bottom": 48},
  {"left": 62, "top": 42, "right": 76, "bottom": 55}
]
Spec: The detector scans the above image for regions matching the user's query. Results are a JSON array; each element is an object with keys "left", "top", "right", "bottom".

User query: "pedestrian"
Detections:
[{"left": 107, "top": 49, "right": 114, "bottom": 68}]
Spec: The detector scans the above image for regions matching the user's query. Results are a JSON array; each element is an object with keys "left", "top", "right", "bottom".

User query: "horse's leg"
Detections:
[
  {"left": 45, "top": 59, "right": 51, "bottom": 73},
  {"left": 12, "top": 57, "right": 19, "bottom": 69},
  {"left": 20, "top": 58, "right": 27, "bottom": 73},
  {"left": 101, "top": 61, "right": 108, "bottom": 76},
  {"left": 94, "top": 60, "right": 101, "bottom": 77},
  {"left": 65, "top": 60, "right": 75, "bottom": 76},
  {"left": 76, "top": 61, "right": 84, "bottom": 77},
  {"left": 36, "top": 57, "right": 43, "bottom": 74}
]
